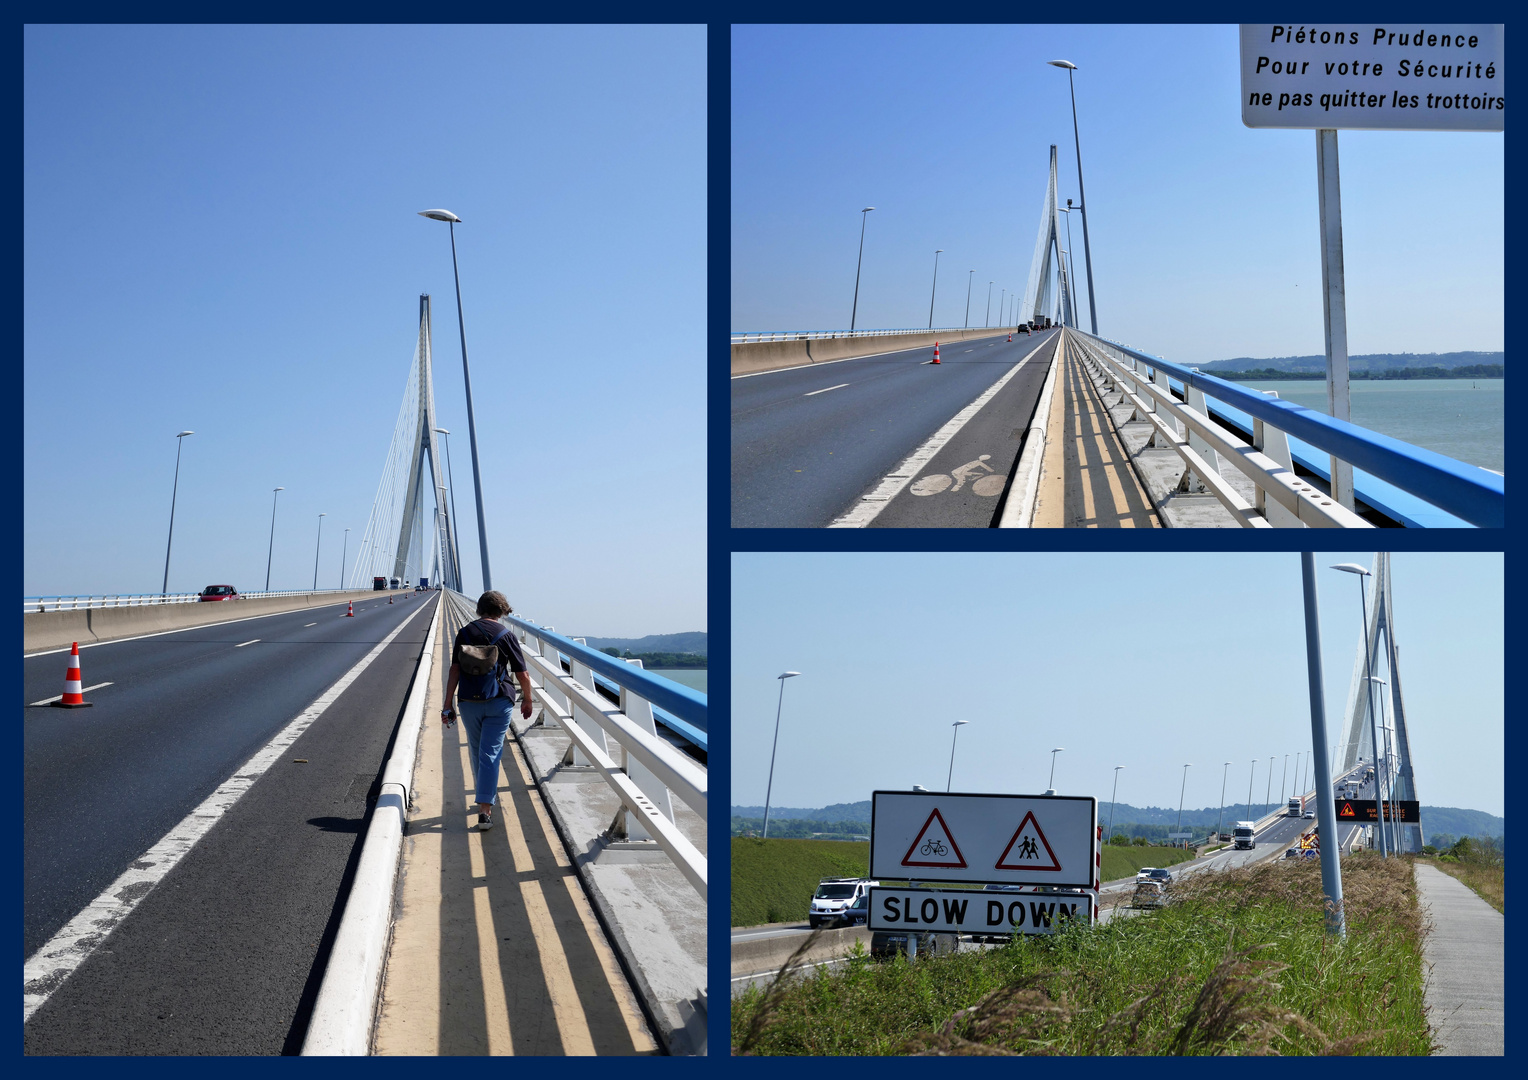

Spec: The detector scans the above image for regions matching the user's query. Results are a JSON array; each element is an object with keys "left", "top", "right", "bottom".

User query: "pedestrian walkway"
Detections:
[
  {"left": 1414, "top": 862, "right": 1503, "bottom": 1055},
  {"left": 372, "top": 615, "right": 657, "bottom": 1056}
]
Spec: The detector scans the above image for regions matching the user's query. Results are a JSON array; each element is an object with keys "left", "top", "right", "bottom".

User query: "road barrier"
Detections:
[
  {"left": 23, "top": 589, "right": 394, "bottom": 652},
  {"left": 731, "top": 926, "right": 872, "bottom": 979},
  {"left": 731, "top": 326, "right": 1022, "bottom": 376},
  {"left": 302, "top": 594, "right": 441, "bottom": 1055}
]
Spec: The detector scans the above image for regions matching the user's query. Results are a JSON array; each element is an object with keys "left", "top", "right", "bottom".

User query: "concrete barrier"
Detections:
[
  {"left": 23, "top": 589, "right": 411, "bottom": 653},
  {"left": 730, "top": 925, "right": 873, "bottom": 978},
  {"left": 732, "top": 327, "right": 1021, "bottom": 376}
]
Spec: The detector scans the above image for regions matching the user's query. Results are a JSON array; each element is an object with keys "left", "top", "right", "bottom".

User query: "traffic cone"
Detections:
[
  {"left": 931, "top": 341, "right": 941, "bottom": 364},
  {"left": 346, "top": 602, "right": 355, "bottom": 617},
  {"left": 1007, "top": 332, "right": 1013, "bottom": 342},
  {"left": 389, "top": 594, "right": 394, "bottom": 604},
  {"left": 53, "top": 642, "right": 93, "bottom": 708}
]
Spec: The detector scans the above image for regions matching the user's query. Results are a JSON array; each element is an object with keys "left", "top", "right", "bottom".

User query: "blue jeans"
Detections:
[{"left": 460, "top": 697, "right": 514, "bottom": 807}]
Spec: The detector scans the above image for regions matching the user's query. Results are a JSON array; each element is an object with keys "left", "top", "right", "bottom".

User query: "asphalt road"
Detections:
[
  {"left": 731, "top": 328, "right": 1060, "bottom": 527},
  {"left": 23, "top": 593, "right": 435, "bottom": 1054}
]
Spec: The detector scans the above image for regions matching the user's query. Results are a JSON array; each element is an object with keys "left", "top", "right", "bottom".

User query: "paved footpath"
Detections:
[
  {"left": 371, "top": 613, "right": 656, "bottom": 1055},
  {"left": 1414, "top": 862, "right": 1503, "bottom": 1055}
]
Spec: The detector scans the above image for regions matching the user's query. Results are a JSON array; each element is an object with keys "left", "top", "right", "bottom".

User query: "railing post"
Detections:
[
  {"left": 1253, "top": 391, "right": 1303, "bottom": 527},
  {"left": 611, "top": 659, "right": 675, "bottom": 842},
  {"left": 566, "top": 642, "right": 610, "bottom": 766},
  {"left": 525, "top": 632, "right": 566, "bottom": 732},
  {"left": 1178, "top": 379, "right": 1214, "bottom": 492}
]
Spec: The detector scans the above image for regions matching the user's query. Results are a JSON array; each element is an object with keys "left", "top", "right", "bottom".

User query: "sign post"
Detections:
[{"left": 1239, "top": 24, "right": 1503, "bottom": 512}]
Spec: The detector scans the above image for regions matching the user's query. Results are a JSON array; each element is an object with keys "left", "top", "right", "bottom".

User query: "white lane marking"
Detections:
[
  {"left": 804, "top": 383, "right": 850, "bottom": 397},
  {"left": 731, "top": 957, "right": 847, "bottom": 983},
  {"left": 29, "top": 682, "right": 114, "bottom": 707},
  {"left": 304, "top": 622, "right": 318, "bottom": 627},
  {"left": 24, "top": 599, "right": 372, "bottom": 657},
  {"left": 828, "top": 337, "right": 1051, "bottom": 527},
  {"left": 22, "top": 601, "right": 431, "bottom": 1023},
  {"left": 234, "top": 639, "right": 260, "bottom": 648}
]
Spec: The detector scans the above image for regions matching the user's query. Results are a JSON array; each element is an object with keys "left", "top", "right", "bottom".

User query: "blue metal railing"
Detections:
[{"left": 1081, "top": 332, "right": 1504, "bottom": 528}]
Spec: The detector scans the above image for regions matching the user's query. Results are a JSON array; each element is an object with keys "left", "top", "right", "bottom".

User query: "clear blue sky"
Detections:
[
  {"left": 731, "top": 24, "right": 1503, "bottom": 365},
  {"left": 25, "top": 25, "right": 706, "bottom": 637},
  {"left": 731, "top": 552, "right": 1503, "bottom": 819}
]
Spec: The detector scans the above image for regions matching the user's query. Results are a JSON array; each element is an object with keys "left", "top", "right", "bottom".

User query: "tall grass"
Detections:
[
  {"left": 1100, "top": 845, "right": 1197, "bottom": 883},
  {"left": 734, "top": 853, "right": 1428, "bottom": 1056},
  {"left": 732, "top": 837, "right": 869, "bottom": 926}
]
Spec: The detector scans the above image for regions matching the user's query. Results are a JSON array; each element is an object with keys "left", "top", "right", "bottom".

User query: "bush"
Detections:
[
  {"left": 1109, "top": 834, "right": 1130, "bottom": 846},
  {"left": 1132, "top": 836, "right": 1148, "bottom": 847}
]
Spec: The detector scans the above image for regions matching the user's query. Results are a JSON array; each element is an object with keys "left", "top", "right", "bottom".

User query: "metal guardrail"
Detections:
[
  {"left": 1067, "top": 329, "right": 1504, "bottom": 529},
  {"left": 731, "top": 325, "right": 1018, "bottom": 345},
  {"left": 443, "top": 590, "right": 707, "bottom": 899},
  {"left": 22, "top": 587, "right": 374, "bottom": 614}
]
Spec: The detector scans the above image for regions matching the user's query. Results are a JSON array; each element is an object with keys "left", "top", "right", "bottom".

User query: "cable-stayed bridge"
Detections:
[
  {"left": 23, "top": 301, "right": 707, "bottom": 1055},
  {"left": 730, "top": 147, "right": 1503, "bottom": 530}
]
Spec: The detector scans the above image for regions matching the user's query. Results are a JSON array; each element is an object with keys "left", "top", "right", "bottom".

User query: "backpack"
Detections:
[{"left": 457, "top": 622, "right": 512, "bottom": 701}]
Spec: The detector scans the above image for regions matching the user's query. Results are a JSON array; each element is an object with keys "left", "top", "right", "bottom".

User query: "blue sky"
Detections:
[
  {"left": 25, "top": 25, "right": 706, "bottom": 636},
  {"left": 731, "top": 24, "right": 1503, "bottom": 365},
  {"left": 731, "top": 552, "right": 1503, "bottom": 818}
]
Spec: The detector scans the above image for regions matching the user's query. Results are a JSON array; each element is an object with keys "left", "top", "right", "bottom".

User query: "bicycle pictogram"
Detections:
[{"left": 920, "top": 838, "right": 949, "bottom": 857}]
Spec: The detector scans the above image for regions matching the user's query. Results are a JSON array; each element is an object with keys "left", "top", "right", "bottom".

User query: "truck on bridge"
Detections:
[{"left": 1233, "top": 821, "right": 1257, "bottom": 849}]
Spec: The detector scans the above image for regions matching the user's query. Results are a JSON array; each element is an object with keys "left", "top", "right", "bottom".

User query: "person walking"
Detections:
[{"left": 440, "top": 590, "right": 534, "bottom": 831}]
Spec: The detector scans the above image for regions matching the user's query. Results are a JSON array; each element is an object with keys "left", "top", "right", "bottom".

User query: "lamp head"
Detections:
[
  {"left": 862, "top": 206, "right": 875, "bottom": 213},
  {"left": 952, "top": 719, "right": 969, "bottom": 728},
  {"left": 418, "top": 209, "right": 461, "bottom": 223},
  {"left": 778, "top": 671, "right": 801, "bottom": 680},
  {"left": 274, "top": 486, "right": 284, "bottom": 492},
  {"left": 177, "top": 430, "right": 194, "bottom": 438},
  {"left": 1048, "top": 59, "right": 1077, "bottom": 70},
  {"left": 1330, "top": 562, "right": 1371, "bottom": 576},
  {"left": 435, "top": 427, "right": 451, "bottom": 435}
]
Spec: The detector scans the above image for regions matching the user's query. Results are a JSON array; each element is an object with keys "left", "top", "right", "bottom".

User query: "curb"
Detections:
[
  {"left": 999, "top": 330, "right": 1066, "bottom": 527},
  {"left": 300, "top": 594, "right": 442, "bottom": 1055}
]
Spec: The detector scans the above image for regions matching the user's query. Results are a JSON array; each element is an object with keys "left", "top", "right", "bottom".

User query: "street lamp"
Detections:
[
  {"left": 1107, "top": 766, "right": 1124, "bottom": 842},
  {"left": 947, "top": 719, "right": 969, "bottom": 791},
  {"left": 927, "top": 250, "right": 944, "bottom": 330},
  {"left": 161, "top": 431, "right": 195, "bottom": 596},
  {"left": 762, "top": 672, "right": 801, "bottom": 838},
  {"left": 339, "top": 527, "right": 349, "bottom": 589},
  {"left": 850, "top": 207, "right": 874, "bottom": 331},
  {"left": 1280, "top": 753, "right": 1289, "bottom": 807},
  {"left": 1246, "top": 758, "right": 1257, "bottom": 822},
  {"left": 964, "top": 270, "right": 975, "bottom": 328},
  {"left": 312, "top": 513, "right": 326, "bottom": 591},
  {"left": 999, "top": 288, "right": 1006, "bottom": 329},
  {"left": 1295, "top": 750, "right": 1304, "bottom": 807},
  {"left": 1047, "top": 747, "right": 1065, "bottom": 793},
  {"left": 1176, "top": 764, "right": 1192, "bottom": 846},
  {"left": 1058, "top": 202, "right": 1082, "bottom": 328},
  {"left": 1047, "top": 60, "right": 1098, "bottom": 335},
  {"left": 418, "top": 209, "right": 492, "bottom": 591},
  {"left": 1368, "top": 675, "right": 1399, "bottom": 852},
  {"left": 985, "top": 281, "right": 994, "bottom": 327},
  {"left": 1265, "top": 755, "right": 1275, "bottom": 817},
  {"left": 1217, "top": 762, "right": 1232, "bottom": 842},
  {"left": 435, "top": 427, "right": 463, "bottom": 590},
  {"left": 265, "top": 486, "right": 283, "bottom": 592},
  {"left": 1332, "top": 561, "right": 1387, "bottom": 858}
]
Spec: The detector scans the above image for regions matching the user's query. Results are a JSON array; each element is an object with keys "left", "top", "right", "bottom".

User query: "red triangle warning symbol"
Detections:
[
  {"left": 1338, "top": 801, "right": 1355, "bottom": 818},
  {"left": 994, "top": 810, "right": 1062, "bottom": 872},
  {"left": 900, "top": 808, "right": 968, "bottom": 868}
]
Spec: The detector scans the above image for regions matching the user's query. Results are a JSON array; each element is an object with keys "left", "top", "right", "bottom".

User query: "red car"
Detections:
[{"left": 198, "top": 585, "right": 240, "bottom": 601}]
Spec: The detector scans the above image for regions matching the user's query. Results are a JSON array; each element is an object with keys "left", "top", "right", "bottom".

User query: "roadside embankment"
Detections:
[
  {"left": 23, "top": 589, "right": 404, "bottom": 653},
  {"left": 732, "top": 837, "right": 869, "bottom": 927},
  {"left": 732, "top": 328, "right": 1020, "bottom": 376},
  {"left": 731, "top": 926, "right": 871, "bottom": 980}
]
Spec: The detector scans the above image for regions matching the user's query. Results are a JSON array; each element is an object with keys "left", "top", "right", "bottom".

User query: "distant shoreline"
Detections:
[{"left": 1214, "top": 367, "right": 1502, "bottom": 382}]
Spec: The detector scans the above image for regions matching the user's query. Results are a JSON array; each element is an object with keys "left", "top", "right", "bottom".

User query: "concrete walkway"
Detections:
[
  {"left": 1414, "top": 862, "right": 1503, "bottom": 1055},
  {"left": 371, "top": 613, "right": 657, "bottom": 1056}
]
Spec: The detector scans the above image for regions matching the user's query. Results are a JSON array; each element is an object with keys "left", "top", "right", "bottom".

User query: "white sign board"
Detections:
[
  {"left": 1240, "top": 24, "right": 1504, "bottom": 131},
  {"left": 870, "top": 791, "right": 1097, "bottom": 888},
  {"left": 868, "top": 887, "right": 1093, "bottom": 936}
]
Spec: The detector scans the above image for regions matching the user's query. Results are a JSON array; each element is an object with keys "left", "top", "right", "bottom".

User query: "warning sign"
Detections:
[
  {"left": 900, "top": 808, "right": 968, "bottom": 868},
  {"left": 994, "top": 811, "right": 1062, "bottom": 872},
  {"left": 1338, "top": 800, "right": 1359, "bottom": 819}
]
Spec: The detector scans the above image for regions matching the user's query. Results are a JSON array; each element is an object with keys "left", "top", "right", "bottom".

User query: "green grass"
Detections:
[
  {"left": 734, "top": 853, "right": 1429, "bottom": 1056},
  {"left": 1100, "top": 845, "right": 1197, "bottom": 883},
  {"left": 732, "top": 837, "right": 869, "bottom": 927}
]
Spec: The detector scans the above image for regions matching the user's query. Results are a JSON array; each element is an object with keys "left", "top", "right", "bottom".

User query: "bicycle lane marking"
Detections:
[{"left": 828, "top": 335, "right": 1054, "bottom": 528}]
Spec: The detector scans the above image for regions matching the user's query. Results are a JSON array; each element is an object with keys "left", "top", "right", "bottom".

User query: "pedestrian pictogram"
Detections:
[
  {"left": 995, "top": 810, "right": 1062, "bottom": 872},
  {"left": 900, "top": 808, "right": 968, "bottom": 868}
]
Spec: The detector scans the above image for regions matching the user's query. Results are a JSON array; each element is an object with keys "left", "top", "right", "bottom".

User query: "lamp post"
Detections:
[
  {"left": 1047, "top": 747, "right": 1064, "bottom": 793},
  {"left": 985, "top": 281, "right": 993, "bottom": 327},
  {"left": 1246, "top": 759, "right": 1257, "bottom": 822},
  {"left": 1280, "top": 753, "right": 1289, "bottom": 807},
  {"left": 265, "top": 486, "right": 283, "bottom": 592},
  {"left": 1301, "top": 552, "right": 1347, "bottom": 938},
  {"left": 1216, "top": 761, "right": 1232, "bottom": 842},
  {"left": 1369, "top": 675, "right": 1398, "bottom": 852},
  {"left": 418, "top": 209, "right": 491, "bottom": 591},
  {"left": 762, "top": 672, "right": 801, "bottom": 838},
  {"left": 850, "top": 207, "right": 874, "bottom": 331},
  {"left": 1295, "top": 750, "right": 1304, "bottom": 808},
  {"left": 1175, "top": 763, "right": 1192, "bottom": 847},
  {"left": 339, "top": 527, "right": 349, "bottom": 589},
  {"left": 927, "top": 249, "right": 944, "bottom": 330},
  {"left": 946, "top": 719, "right": 969, "bottom": 791},
  {"left": 161, "top": 431, "right": 195, "bottom": 596},
  {"left": 1265, "top": 755, "right": 1275, "bottom": 816},
  {"left": 1047, "top": 60, "right": 1098, "bottom": 335},
  {"left": 1332, "top": 561, "right": 1386, "bottom": 858},
  {"left": 435, "top": 428, "right": 463, "bottom": 590},
  {"left": 312, "top": 513, "right": 326, "bottom": 590},
  {"left": 999, "top": 288, "right": 1005, "bottom": 328},
  {"left": 1107, "top": 765, "right": 1124, "bottom": 843},
  {"left": 964, "top": 269, "right": 975, "bottom": 328},
  {"left": 1059, "top": 201, "right": 1082, "bottom": 327}
]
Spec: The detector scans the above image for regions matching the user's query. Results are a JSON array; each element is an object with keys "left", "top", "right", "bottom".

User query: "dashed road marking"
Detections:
[
  {"left": 234, "top": 639, "right": 260, "bottom": 648},
  {"left": 304, "top": 622, "right": 317, "bottom": 627},
  {"left": 29, "top": 682, "right": 113, "bottom": 707},
  {"left": 804, "top": 383, "right": 850, "bottom": 396}
]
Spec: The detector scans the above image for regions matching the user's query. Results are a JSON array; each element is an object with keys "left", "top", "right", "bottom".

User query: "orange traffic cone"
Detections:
[
  {"left": 346, "top": 602, "right": 355, "bottom": 617},
  {"left": 53, "top": 642, "right": 93, "bottom": 708},
  {"left": 931, "top": 341, "right": 941, "bottom": 364},
  {"left": 389, "top": 594, "right": 394, "bottom": 604},
  {"left": 1007, "top": 332, "right": 1013, "bottom": 342}
]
